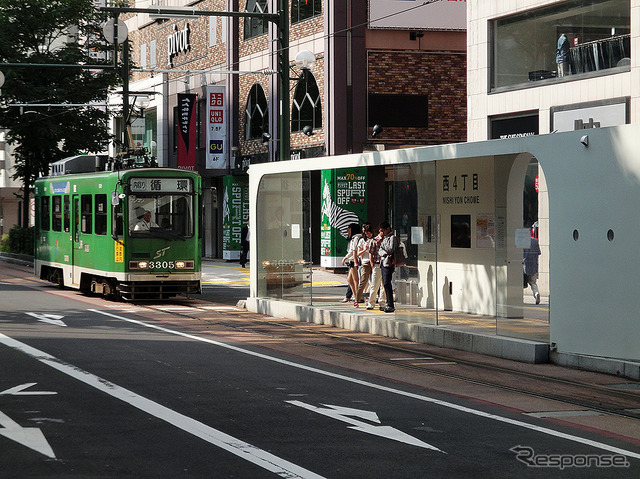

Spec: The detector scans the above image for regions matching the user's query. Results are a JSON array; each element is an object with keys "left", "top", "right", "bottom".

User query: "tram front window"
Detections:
[{"left": 128, "top": 193, "right": 193, "bottom": 238}]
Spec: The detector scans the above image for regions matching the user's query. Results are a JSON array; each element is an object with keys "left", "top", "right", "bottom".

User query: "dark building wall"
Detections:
[{"left": 367, "top": 50, "right": 467, "bottom": 145}]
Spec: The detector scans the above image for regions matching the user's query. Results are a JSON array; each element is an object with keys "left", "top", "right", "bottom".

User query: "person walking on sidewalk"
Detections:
[
  {"left": 378, "top": 221, "right": 397, "bottom": 313},
  {"left": 240, "top": 220, "right": 250, "bottom": 268},
  {"left": 523, "top": 235, "right": 541, "bottom": 305}
]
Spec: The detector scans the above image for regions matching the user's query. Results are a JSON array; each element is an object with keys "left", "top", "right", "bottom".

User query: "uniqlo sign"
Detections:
[
  {"left": 206, "top": 86, "right": 227, "bottom": 169},
  {"left": 209, "top": 92, "right": 223, "bottom": 107},
  {"left": 210, "top": 110, "right": 223, "bottom": 123}
]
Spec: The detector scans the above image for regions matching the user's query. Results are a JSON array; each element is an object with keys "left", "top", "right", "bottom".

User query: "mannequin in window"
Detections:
[{"left": 556, "top": 33, "right": 570, "bottom": 77}]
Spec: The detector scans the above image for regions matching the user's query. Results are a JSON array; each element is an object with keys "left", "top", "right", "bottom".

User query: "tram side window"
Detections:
[
  {"left": 81, "top": 195, "right": 92, "bottom": 234},
  {"left": 52, "top": 196, "right": 62, "bottom": 232},
  {"left": 40, "top": 197, "right": 50, "bottom": 231},
  {"left": 64, "top": 196, "right": 70, "bottom": 232},
  {"left": 112, "top": 202, "right": 123, "bottom": 238},
  {"left": 95, "top": 194, "right": 107, "bottom": 235}
]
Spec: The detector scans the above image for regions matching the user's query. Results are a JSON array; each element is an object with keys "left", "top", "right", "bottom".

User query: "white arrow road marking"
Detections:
[
  {"left": 0, "top": 383, "right": 57, "bottom": 396},
  {"left": 89, "top": 309, "right": 640, "bottom": 461},
  {"left": 287, "top": 401, "right": 444, "bottom": 452},
  {"left": 26, "top": 313, "right": 66, "bottom": 327},
  {"left": 0, "top": 410, "right": 56, "bottom": 459},
  {"left": 0, "top": 333, "right": 326, "bottom": 479}
]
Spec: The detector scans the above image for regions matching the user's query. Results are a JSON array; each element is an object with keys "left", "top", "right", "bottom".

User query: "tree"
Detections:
[{"left": 0, "top": 0, "right": 123, "bottom": 228}]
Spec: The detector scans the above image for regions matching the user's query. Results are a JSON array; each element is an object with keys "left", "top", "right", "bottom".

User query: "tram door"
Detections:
[{"left": 72, "top": 195, "right": 80, "bottom": 287}]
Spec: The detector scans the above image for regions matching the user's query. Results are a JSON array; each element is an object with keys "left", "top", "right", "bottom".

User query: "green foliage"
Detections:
[
  {"left": 0, "top": 233, "right": 9, "bottom": 253},
  {"left": 7, "top": 226, "right": 34, "bottom": 255},
  {"left": 0, "top": 0, "right": 124, "bottom": 226}
]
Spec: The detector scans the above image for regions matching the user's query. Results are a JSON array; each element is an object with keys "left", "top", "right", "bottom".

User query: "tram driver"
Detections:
[{"left": 133, "top": 208, "right": 159, "bottom": 231}]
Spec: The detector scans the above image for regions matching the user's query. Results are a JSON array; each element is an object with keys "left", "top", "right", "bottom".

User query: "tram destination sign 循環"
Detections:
[{"left": 129, "top": 178, "right": 193, "bottom": 194}]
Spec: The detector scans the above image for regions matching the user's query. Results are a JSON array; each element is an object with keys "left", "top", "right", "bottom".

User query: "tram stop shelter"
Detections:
[{"left": 246, "top": 125, "right": 640, "bottom": 379}]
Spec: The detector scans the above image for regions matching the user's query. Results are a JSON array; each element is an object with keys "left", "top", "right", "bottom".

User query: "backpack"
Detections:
[{"left": 393, "top": 239, "right": 407, "bottom": 267}]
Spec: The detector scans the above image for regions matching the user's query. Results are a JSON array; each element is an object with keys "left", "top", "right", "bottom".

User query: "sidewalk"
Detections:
[
  {"left": 6, "top": 254, "right": 639, "bottom": 379},
  {"left": 236, "top": 260, "right": 640, "bottom": 380}
]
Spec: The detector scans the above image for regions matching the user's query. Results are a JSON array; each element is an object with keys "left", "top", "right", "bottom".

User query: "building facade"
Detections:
[
  {"left": 118, "top": 0, "right": 467, "bottom": 259},
  {"left": 0, "top": 131, "right": 22, "bottom": 236},
  {"left": 468, "top": 0, "right": 637, "bottom": 298}
]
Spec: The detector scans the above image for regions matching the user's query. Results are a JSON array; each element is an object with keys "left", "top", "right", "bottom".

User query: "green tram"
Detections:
[{"left": 34, "top": 168, "right": 202, "bottom": 300}]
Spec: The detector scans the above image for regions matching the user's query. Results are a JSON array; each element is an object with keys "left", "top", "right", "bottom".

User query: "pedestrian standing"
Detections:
[
  {"left": 378, "top": 221, "right": 396, "bottom": 313},
  {"left": 355, "top": 223, "right": 374, "bottom": 305},
  {"left": 341, "top": 223, "right": 361, "bottom": 306},
  {"left": 366, "top": 228, "right": 385, "bottom": 310}
]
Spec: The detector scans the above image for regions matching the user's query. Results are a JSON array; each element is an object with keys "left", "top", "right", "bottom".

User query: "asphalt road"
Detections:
[{"left": 1, "top": 261, "right": 638, "bottom": 478}]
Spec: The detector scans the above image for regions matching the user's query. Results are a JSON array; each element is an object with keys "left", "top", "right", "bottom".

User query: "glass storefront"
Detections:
[
  {"left": 491, "top": 0, "right": 630, "bottom": 91},
  {"left": 255, "top": 156, "right": 549, "bottom": 342}
]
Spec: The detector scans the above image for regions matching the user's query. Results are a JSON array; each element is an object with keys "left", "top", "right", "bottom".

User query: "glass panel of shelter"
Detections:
[
  {"left": 255, "top": 161, "right": 549, "bottom": 342},
  {"left": 393, "top": 162, "right": 439, "bottom": 326},
  {"left": 256, "top": 171, "right": 312, "bottom": 303}
]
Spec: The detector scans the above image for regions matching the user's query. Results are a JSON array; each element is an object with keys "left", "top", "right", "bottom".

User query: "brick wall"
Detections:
[
  {"left": 368, "top": 50, "right": 467, "bottom": 144},
  {"left": 237, "top": 3, "right": 325, "bottom": 157}
]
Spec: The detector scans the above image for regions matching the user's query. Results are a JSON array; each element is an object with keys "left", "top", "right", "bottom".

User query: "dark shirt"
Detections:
[{"left": 556, "top": 34, "right": 569, "bottom": 63}]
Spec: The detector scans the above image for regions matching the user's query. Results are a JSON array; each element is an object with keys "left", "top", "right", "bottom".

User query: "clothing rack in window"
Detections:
[{"left": 569, "top": 34, "right": 630, "bottom": 74}]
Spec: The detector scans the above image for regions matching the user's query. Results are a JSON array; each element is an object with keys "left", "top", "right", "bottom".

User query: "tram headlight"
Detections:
[
  {"left": 174, "top": 260, "right": 194, "bottom": 269},
  {"left": 138, "top": 261, "right": 149, "bottom": 269}
]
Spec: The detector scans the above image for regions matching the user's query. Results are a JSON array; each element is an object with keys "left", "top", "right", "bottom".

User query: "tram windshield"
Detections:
[{"left": 127, "top": 177, "right": 194, "bottom": 239}]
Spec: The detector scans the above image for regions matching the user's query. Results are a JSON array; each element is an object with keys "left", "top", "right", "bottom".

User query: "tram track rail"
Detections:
[
  {"left": 2, "top": 262, "right": 639, "bottom": 424},
  {"left": 150, "top": 301, "right": 640, "bottom": 422}
]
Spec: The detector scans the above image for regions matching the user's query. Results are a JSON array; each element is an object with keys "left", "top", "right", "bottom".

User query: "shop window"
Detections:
[
  {"left": 491, "top": 0, "right": 630, "bottom": 91},
  {"left": 368, "top": 94, "right": 428, "bottom": 128},
  {"left": 292, "top": 0, "right": 321, "bottom": 24},
  {"left": 292, "top": 72, "right": 322, "bottom": 133},
  {"left": 245, "top": 83, "right": 269, "bottom": 140},
  {"left": 244, "top": 0, "right": 268, "bottom": 40},
  {"left": 81, "top": 195, "right": 92, "bottom": 234}
]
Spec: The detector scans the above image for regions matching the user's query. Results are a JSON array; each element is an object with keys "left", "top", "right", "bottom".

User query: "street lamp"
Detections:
[{"left": 294, "top": 50, "right": 316, "bottom": 71}]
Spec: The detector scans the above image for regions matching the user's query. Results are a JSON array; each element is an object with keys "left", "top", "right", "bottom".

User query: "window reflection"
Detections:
[{"left": 491, "top": 0, "right": 630, "bottom": 90}]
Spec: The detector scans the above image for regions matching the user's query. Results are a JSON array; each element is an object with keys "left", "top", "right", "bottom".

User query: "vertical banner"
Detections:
[
  {"left": 206, "top": 85, "right": 228, "bottom": 169},
  {"left": 177, "top": 93, "right": 197, "bottom": 170},
  {"left": 320, "top": 167, "right": 368, "bottom": 268},
  {"left": 222, "top": 175, "right": 249, "bottom": 260}
]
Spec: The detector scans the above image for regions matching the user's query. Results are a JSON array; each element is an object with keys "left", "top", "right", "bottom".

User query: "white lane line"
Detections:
[
  {"left": 89, "top": 308, "right": 640, "bottom": 461},
  {"left": 0, "top": 333, "right": 326, "bottom": 479}
]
